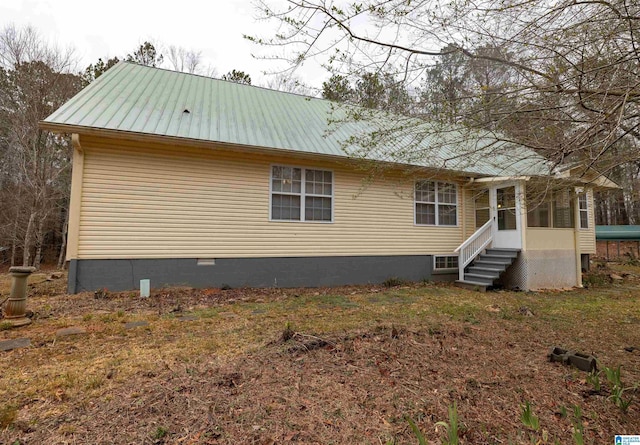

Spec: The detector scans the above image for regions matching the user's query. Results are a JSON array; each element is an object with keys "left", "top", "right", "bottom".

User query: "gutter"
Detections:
[{"left": 472, "top": 176, "right": 531, "bottom": 183}]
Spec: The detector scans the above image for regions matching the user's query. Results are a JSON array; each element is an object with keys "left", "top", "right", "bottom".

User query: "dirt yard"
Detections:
[{"left": 1, "top": 267, "right": 639, "bottom": 444}]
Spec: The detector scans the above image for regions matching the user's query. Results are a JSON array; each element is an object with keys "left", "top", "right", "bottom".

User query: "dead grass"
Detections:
[
  {"left": 0, "top": 272, "right": 639, "bottom": 444},
  {"left": 0, "top": 270, "right": 64, "bottom": 299}
]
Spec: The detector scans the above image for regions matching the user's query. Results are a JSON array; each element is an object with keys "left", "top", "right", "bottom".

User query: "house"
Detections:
[{"left": 40, "top": 62, "right": 617, "bottom": 293}]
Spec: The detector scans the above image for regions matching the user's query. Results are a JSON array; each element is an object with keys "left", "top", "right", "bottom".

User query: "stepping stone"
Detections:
[
  {"left": 124, "top": 321, "right": 149, "bottom": 329},
  {"left": 177, "top": 315, "right": 198, "bottom": 322},
  {"left": 0, "top": 337, "right": 31, "bottom": 352},
  {"left": 252, "top": 309, "right": 266, "bottom": 314},
  {"left": 56, "top": 326, "right": 87, "bottom": 337}
]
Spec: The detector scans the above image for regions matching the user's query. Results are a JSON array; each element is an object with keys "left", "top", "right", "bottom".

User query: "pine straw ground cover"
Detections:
[{"left": 1, "top": 272, "right": 639, "bottom": 444}]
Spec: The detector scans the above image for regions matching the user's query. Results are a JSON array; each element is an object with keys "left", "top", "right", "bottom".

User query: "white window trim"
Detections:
[
  {"left": 578, "top": 192, "right": 589, "bottom": 230},
  {"left": 527, "top": 189, "right": 581, "bottom": 229},
  {"left": 414, "top": 181, "right": 459, "bottom": 227},
  {"left": 433, "top": 254, "right": 460, "bottom": 274},
  {"left": 269, "top": 164, "right": 335, "bottom": 223}
]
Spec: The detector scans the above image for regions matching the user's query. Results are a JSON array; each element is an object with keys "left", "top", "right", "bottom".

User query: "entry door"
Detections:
[{"left": 490, "top": 184, "right": 522, "bottom": 249}]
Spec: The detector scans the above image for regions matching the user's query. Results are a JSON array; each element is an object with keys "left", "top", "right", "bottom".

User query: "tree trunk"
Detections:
[
  {"left": 10, "top": 216, "right": 19, "bottom": 267},
  {"left": 22, "top": 211, "right": 36, "bottom": 267},
  {"left": 624, "top": 191, "right": 635, "bottom": 225},
  {"left": 605, "top": 195, "right": 612, "bottom": 226},
  {"left": 33, "top": 213, "right": 47, "bottom": 270},
  {"left": 57, "top": 209, "right": 69, "bottom": 270}
]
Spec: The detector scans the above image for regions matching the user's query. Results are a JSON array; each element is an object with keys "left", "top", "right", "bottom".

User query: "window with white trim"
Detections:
[
  {"left": 271, "top": 166, "right": 333, "bottom": 222},
  {"left": 415, "top": 181, "right": 457, "bottom": 226},
  {"left": 526, "top": 187, "right": 576, "bottom": 228},
  {"left": 553, "top": 189, "right": 574, "bottom": 228},
  {"left": 497, "top": 186, "right": 517, "bottom": 230},
  {"left": 578, "top": 193, "right": 589, "bottom": 229},
  {"left": 434, "top": 255, "right": 459, "bottom": 271}
]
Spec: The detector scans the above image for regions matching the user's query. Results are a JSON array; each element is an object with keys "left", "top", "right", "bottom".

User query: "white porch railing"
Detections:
[{"left": 454, "top": 220, "right": 493, "bottom": 281}]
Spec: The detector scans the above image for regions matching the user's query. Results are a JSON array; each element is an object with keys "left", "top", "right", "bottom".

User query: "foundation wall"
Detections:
[
  {"left": 499, "top": 249, "right": 578, "bottom": 290},
  {"left": 68, "top": 255, "right": 446, "bottom": 293}
]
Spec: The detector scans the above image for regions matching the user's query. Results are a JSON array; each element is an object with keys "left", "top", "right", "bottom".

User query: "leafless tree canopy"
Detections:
[
  {"left": 265, "top": 72, "right": 314, "bottom": 95},
  {"left": 165, "top": 45, "right": 203, "bottom": 74},
  {"left": 0, "top": 24, "right": 81, "bottom": 268},
  {"left": 252, "top": 0, "right": 640, "bottom": 222}
]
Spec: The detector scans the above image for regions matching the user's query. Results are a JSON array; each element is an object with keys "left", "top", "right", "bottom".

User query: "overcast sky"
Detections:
[{"left": 0, "top": 0, "right": 327, "bottom": 88}]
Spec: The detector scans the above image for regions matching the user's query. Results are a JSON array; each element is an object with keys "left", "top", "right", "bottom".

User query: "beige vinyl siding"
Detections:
[
  {"left": 526, "top": 228, "right": 575, "bottom": 250},
  {"left": 463, "top": 187, "right": 476, "bottom": 239},
  {"left": 76, "top": 135, "right": 470, "bottom": 259},
  {"left": 578, "top": 188, "right": 596, "bottom": 254}
]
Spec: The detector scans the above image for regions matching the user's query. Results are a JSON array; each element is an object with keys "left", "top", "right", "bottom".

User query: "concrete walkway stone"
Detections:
[
  {"left": 56, "top": 326, "right": 87, "bottom": 337},
  {"left": 0, "top": 337, "right": 31, "bottom": 351},
  {"left": 177, "top": 315, "right": 198, "bottom": 322}
]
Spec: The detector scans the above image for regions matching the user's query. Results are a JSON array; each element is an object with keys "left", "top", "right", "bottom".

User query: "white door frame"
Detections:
[{"left": 490, "top": 182, "right": 523, "bottom": 249}]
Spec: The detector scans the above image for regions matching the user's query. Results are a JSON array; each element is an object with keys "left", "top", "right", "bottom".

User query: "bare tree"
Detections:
[
  {"left": 0, "top": 25, "right": 59, "bottom": 68},
  {"left": 264, "top": 72, "right": 314, "bottom": 95},
  {"left": 165, "top": 45, "right": 203, "bottom": 74},
  {"left": 251, "top": 0, "right": 640, "bottom": 177},
  {"left": 0, "top": 24, "right": 81, "bottom": 268}
]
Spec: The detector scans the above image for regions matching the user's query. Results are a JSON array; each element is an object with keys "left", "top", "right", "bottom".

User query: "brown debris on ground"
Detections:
[
  {"left": 1, "top": 270, "right": 639, "bottom": 444},
  {"left": 34, "top": 285, "right": 341, "bottom": 319},
  {"left": 6, "top": 323, "right": 638, "bottom": 444}
]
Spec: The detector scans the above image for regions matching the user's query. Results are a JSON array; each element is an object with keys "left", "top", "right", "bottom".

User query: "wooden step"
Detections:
[
  {"left": 478, "top": 254, "right": 514, "bottom": 263},
  {"left": 464, "top": 272, "right": 499, "bottom": 282},
  {"left": 485, "top": 248, "right": 520, "bottom": 258},
  {"left": 468, "top": 265, "right": 504, "bottom": 274},
  {"left": 473, "top": 260, "right": 507, "bottom": 270},
  {"left": 456, "top": 247, "right": 520, "bottom": 292},
  {"left": 455, "top": 280, "right": 489, "bottom": 292}
]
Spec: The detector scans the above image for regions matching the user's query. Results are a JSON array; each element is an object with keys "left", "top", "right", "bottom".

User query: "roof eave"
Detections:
[
  {"left": 40, "top": 122, "right": 504, "bottom": 180},
  {"left": 553, "top": 164, "right": 620, "bottom": 189}
]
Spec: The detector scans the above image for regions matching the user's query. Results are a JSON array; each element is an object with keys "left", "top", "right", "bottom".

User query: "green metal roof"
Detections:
[
  {"left": 42, "top": 62, "right": 550, "bottom": 177},
  {"left": 596, "top": 225, "right": 640, "bottom": 240}
]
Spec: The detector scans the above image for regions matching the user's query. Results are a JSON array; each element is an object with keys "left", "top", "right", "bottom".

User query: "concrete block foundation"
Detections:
[
  {"left": 499, "top": 249, "right": 578, "bottom": 290},
  {"left": 68, "top": 255, "right": 444, "bottom": 293}
]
